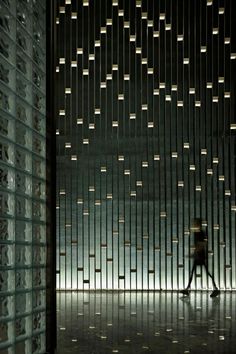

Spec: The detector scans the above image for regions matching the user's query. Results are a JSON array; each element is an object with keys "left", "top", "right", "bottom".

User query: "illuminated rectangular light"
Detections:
[
  {"left": 77, "top": 48, "right": 83, "bottom": 54},
  {"left": 136, "top": 47, "right": 142, "bottom": 54},
  {"left": 89, "top": 186, "right": 95, "bottom": 192},
  {"left": 219, "top": 175, "right": 225, "bottom": 181},
  {"left": 231, "top": 53, "right": 236, "bottom": 59},
  {"left": 201, "top": 46, "right": 207, "bottom": 52},
  {"left": 201, "top": 149, "right": 207, "bottom": 155},
  {"left": 112, "top": 64, "right": 118, "bottom": 70},
  {"left": 218, "top": 77, "right": 224, "bottom": 83},
  {"left": 95, "top": 40, "right": 101, "bottom": 47},
  {"left": 130, "top": 35, "right": 136, "bottom": 42},
  {"left": 213, "top": 28, "right": 219, "bottom": 35},
  {"left": 183, "top": 58, "right": 189, "bottom": 64},
  {"left": 184, "top": 142, "right": 190, "bottom": 149},
  {"left": 124, "top": 74, "right": 130, "bottom": 80},
  {"left": 207, "top": 169, "right": 213, "bottom": 175},
  {"left": 171, "top": 85, "right": 177, "bottom": 91},
  {"left": 177, "top": 101, "right": 183, "bottom": 107},
  {"left": 153, "top": 89, "right": 159, "bottom": 95},
  {"left": 148, "top": 20, "right": 153, "bottom": 27},
  {"left": 59, "top": 58, "right": 65, "bottom": 64},
  {"left": 71, "top": 155, "right": 77, "bottom": 161},
  {"left": 142, "top": 161, "right": 148, "bottom": 167},
  {"left": 177, "top": 34, "right": 184, "bottom": 41},
  {"left": 95, "top": 108, "right": 101, "bottom": 114},
  {"left": 166, "top": 95, "right": 171, "bottom": 101},
  {"left": 230, "top": 124, "right": 236, "bottom": 130},
  {"left": 107, "top": 19, "right": 112, "bottom": 25},
  {"left": 112, "top": 121, "right": 118, "bottom": 127},
  {"left": 189, "top": 165, "right": 196, "bottom": 170},
  {"left": 212, "top": 96, "right": 218, "bottom": 102},
  {"left": 77, "top": 198, "right": 83, "bottom": 204},
  {"left": 65, "top": 142, "right": 71, "bottom": 148},
  {"left": 89, "top": 54, "right": 95, "bottom": 60},
  {"left": 77, "top": 118, "right": 83, "bottom": 124},
  {"left": 148, "top": 68, "right": 153, "bottom": 74},
  {"left": 207, "top": 82, "right": 213, "bottom": 88},
  {"left": 172, "top": 152, "right": 178, "bottom": 158},
  {"left": 148, "top": 122, "right": 154, "bottom": 128},
  {"left": 118, "top": 9, "right": 124, "bottom": 16},
  {"left": 142, "top": 12, "right": 147, "bottom": 19},
  {"left": 124, "top": 170, "right": 130, "bottom": 175},
  {"left": 196, "top": 186, "right": 201, "bottom": 191},
  {"left": 213, "top": 157, "right": 219, "bottom": 163},
  {"left": 71, "top": 12, "right": 77, "bottom": 19},
  {"left": 71, "top": 61, "right": 77, "bottom": 67},
  {"left": 225, "top": 190, "right": 231, "bottom": 196},
  {"left": 65, "top": 88, "right": 71, "bottom": 94},
  {"left": 59, "top": 6, "right": 65, "bottom": 13},
  {"left": 130, "top": 113, "right": 136, "bottom": 120},
  {"left": 101, "top": 166, "right": 107, "bottom": 172},
  {"left": 118, "top": 94, "right": 124, "bottom": 100},
  {"left": 195, "top": 101, "right": 201, "bottom": 107},
  {"left": 56, "top": 129, "right": 60, "bottom": 135},
  {"left": 224, "top": 92, "right": 230, "bottom": 98},
  {"left": 219, "top": 7, "right": 224, "bottom": 14},
  {"left": 136, "top": 181, "right": 143, "bottom": 187},
  {"left": 142, "top": 104, "right": 148, "bottom": 110},
  {"left": 56, "top": 66, "right": 59, "bottom": 72},
  {"left": 178, "top": 181, "right": 184, "bottom": 187},
  {"left": 189, "top": 88, "right": 195, "bottom": 94},
  {"left": 153, "top": 31, "right": 159, "bottom": 38},
  {"left": 225, "top": 38, "right": 230, "bottom": 44},
  {"left": 100, "top": 82, "right": 106, "bottom": 88},
  {"left": 89, "top": 123, "right": 95, "bottom": 129},
  {"left": 100, "top": 27, "right": 106, "bottom": 33},
  {"left": 154, "top": 155, "right": 160, "bottom": 160},
  {"left": 124, "top": 21, "right": 130, "bottom": 28},
  {"left": 59, "top": 109, "right": 65, "bottom": 115},
  {"left": 160, "top": 13, "right": 165, "bottom": 20},
  {"left": 118, "top": 155, "right": 124, "bottom": 161},
  {"left": 106, "top": 74, "right": 112, "bottom": 80},
  {"left": 166, "top": 24, "right": 171, "bottom": 30}
]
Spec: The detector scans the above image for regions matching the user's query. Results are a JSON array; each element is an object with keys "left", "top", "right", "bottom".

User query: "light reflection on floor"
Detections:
[{"left": 56, "top": 291, "right": 235, "bottom": 353}]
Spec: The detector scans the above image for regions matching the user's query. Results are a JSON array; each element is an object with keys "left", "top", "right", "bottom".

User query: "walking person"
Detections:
[{"left": 180, "top": 218, "right": 220, "bottom": 297}]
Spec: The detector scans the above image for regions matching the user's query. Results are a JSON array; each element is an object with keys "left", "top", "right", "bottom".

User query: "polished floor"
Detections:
[{"left": 56, "top": 291, "right": 236, "bottom": 354}]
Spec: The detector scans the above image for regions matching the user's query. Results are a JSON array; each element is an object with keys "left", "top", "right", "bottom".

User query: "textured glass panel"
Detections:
[
  {"left": 0, "top": 1, "right": 47, "bottom": 351},
  {"left": 0, "top": 295, "right": 14, "bottom": 319}
]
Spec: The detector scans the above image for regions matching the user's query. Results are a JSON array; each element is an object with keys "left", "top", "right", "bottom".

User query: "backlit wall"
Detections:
[{"left": 56, "top": 0, "right": 236, "bottom": 290}]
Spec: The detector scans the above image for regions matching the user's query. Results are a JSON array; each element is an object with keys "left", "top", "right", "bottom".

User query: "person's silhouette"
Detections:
[{"left": 180, "top": 218, "right": 220, "bottom": 298}]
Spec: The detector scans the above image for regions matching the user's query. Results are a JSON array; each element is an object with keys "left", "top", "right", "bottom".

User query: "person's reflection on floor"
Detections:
[{"left": 180, "top": 218, "right": 220, "bottom": 298}]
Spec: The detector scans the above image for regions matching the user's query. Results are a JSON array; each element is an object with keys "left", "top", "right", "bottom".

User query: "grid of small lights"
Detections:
[{"left": 55, "top": 0, "right": 236, "bottom": 290}]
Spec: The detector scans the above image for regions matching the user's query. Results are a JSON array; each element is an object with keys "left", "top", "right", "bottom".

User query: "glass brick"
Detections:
[
  {"left": 0, "top": 243, "right": 14, "bottom": 267},
  {"left": 0, "top": 295, "right": 14, "bottom": 319},
  {"left": 0, "top": 270, "right": 15, "bottom": 292},
  {"left": 16, "top": 269, "right": 31, "bottom": 290},
  {"left": 16, "top": 292, "right": 31, "bottom": 315},
  {"left": 15, "top": 221, "right": 32, "bottom": 243},
  {"left": 0, "top": 218, "right": 14, "bottom": 241}
]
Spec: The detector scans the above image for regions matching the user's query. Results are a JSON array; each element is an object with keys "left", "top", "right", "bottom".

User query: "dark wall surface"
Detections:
[{"left": 55, "top": 0, "right": 236, "bottom": 290}]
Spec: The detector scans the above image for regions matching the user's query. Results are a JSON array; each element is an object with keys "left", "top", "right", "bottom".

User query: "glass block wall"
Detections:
[
  {"left": 0, "top": 0, "right": 48, "bottom": 352},
  {"left": 56, "top": 0, "right": 236, "bottom": 290}
]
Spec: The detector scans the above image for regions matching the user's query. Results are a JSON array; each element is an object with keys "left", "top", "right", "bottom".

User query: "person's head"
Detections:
[{"left": 191, "top": 218, "right": 202, "bottom": 231}]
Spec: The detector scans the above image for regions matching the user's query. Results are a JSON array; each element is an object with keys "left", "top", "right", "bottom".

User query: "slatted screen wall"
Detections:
[{"left": 56, "top": 0, "right": 236, "bottom": 290}]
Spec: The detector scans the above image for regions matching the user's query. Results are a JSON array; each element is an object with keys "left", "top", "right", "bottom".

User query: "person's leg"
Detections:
[
  {"left": 204, "top": 263, "right": 217, "bottom": 289},
  {"left": 203, "top": 263, "right": 220, "bottom": 297},
  {"left": 186, "top": 261, "right": 197, "bottom": 289}
]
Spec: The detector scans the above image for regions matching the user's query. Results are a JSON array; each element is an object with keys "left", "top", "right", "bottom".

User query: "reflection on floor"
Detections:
[{"left": 56, "top": 291, "right": 235, "bottom": 354}]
